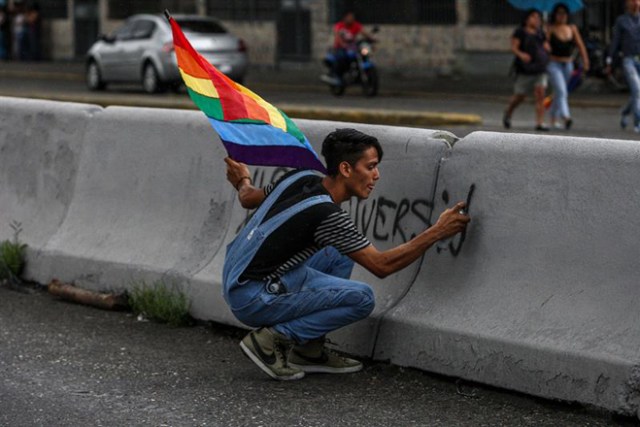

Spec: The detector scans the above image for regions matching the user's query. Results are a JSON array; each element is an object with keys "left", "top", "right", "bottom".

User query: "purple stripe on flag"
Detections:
[{"left": 222, "top": 140, "right": 328, "bottom": 174}]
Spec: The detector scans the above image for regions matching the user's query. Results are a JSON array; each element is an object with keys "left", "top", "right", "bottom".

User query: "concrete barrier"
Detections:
[
  {"left": 188, "top": 120, "right": 453, "bottom": 354},
  {"left": 4, "top": 98, "right": 639, "bottom": 415},
  {"left": 0, "top": 97, "right": 100, "bottom": 247},
  {"left": 375, "top": 131, "right": 640, "bottom": 416},
  {"left": 28, "top": 106, "right": 234, "bottom": 293}
]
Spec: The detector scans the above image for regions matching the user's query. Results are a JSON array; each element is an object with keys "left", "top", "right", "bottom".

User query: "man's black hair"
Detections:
[{"left": 321, "top": 128, "right": 383, "bottom": 176}]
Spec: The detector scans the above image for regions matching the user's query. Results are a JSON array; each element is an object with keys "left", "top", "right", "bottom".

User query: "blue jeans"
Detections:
[
  {"left": 547, "top": 60, "right": 573, "bottom": 120},
  {"left": 227, "top": 246, "right": 375, "bottom": 343},
  {"left": 622, "top": 56, "right": 640, "bottom": 125}
]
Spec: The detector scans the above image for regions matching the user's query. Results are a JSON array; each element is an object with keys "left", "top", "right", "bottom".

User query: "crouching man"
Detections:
[{"left": 223, "top": 128, "right": 470, "bottom": 380}]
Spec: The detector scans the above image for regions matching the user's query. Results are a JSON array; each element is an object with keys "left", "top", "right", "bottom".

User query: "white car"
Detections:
[{"left": 86, "top": 14, "right": 249, "bottom": 93}]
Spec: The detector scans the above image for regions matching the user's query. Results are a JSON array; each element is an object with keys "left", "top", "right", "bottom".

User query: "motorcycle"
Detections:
[{"left": 321, "top": 30, "right": 379, "bottom": 97}]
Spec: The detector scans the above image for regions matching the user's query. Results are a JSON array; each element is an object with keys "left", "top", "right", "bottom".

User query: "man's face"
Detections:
[
  {"left": 344, "top": 12, "right": 355, "bottom": 25},
  {"left": 628, "top": 0, "right": 640, "bottom": 13},
  {"left": 344, "top": 146, "right": 380, "bottom": 200}
]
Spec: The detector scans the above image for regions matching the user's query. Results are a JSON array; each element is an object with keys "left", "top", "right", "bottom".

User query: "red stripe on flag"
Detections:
[
  {"left": 198, "top": 59, "right": 251, "bottom": 120},
  {"left": 170, "top": 17, "right": 270, "bottom": 122}
]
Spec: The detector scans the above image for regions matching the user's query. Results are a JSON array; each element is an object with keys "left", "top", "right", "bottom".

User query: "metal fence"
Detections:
[
  {"left": 330, "top": 0, "right": 457, "bottom": 25},
  {"left": 468, "top": 0, "right": 522, "bottom": 25},
  {"left": 207, "top": 0, "right": 279, "bottom": 21},
  {"left": 108, "top": 0, "right": 197, "bottom": 20}
]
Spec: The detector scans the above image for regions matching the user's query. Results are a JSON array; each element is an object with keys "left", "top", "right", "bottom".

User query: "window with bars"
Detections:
[
  {"left": 40, "top": 0, "right": 68, "bottom": 19},
  {"left": 330, "top": 0, "right": 457, "bottom": 25},
  {"left": 468, "top": 0, "right": 523, "bottom": 25},
  {"left": 108, "top": 0, "right": 196, "bottom": 20},
  {"left": 206, "top": 0, "right": 279, "bottom": 21}
]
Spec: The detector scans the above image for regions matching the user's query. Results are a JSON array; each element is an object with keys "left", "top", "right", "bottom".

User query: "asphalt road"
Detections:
[
  {"left": 1, "top": 285, "right": 636, "bottom": 427},
  {"left": 0, "top": 64, "right": 639, "bottom": 142}
]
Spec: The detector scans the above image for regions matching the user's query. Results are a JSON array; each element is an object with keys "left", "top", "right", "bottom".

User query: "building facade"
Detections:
[{"left": 4, "top": 0, "right": 624, "bottom": 76}]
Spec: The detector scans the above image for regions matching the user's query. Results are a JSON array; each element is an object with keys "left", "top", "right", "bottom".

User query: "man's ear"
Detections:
[{"left": 338, "top": 161, "right": 351, "bottom": 178}]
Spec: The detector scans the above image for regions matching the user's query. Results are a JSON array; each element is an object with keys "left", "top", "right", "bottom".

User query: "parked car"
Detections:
[{"left": 86, "top": 14, "right": 248, "bottom": 93}]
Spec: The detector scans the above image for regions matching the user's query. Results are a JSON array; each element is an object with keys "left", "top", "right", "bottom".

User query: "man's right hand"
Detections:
[
  {"left": 433, "top": 201, "right": 471, "bottom": 241},
  {"left": 519, "top": 52, "right": 532, "bottom": 63},
  {"left": 225, "top": 157, "right": 251, "bottom": 190}
]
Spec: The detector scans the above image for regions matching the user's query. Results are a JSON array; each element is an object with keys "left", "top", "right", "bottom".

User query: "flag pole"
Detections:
[{"left": 163, "top": 9, "right": 171, "bottom": 21}]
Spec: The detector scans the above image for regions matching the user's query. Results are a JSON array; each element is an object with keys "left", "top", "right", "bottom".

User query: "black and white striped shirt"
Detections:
[{"left": 241, "top": 170, "right": 370, "bottom": 280}]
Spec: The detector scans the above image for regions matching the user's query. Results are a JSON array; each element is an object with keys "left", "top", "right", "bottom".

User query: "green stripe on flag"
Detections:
[
  {"left": 231, "top": 118, "right": 269, "bottom": 125},
  {"left": 187, "top": 88, "right": 224, "bottom": 120},
  {"left": 281, "top": 111, "right": 306, "bottom": 143}
]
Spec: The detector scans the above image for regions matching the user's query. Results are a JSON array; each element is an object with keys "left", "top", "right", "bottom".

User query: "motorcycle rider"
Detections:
[{"left": 324, "top": 11, "right": 376, "bottom": 84}]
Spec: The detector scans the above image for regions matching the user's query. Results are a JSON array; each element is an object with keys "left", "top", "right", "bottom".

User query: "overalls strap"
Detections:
[{"left": 222, "top": 170, "right": 332, "bottom": 296}]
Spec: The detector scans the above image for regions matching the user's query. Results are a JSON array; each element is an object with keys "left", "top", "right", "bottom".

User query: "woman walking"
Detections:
[
  {"left": 503, "top": 9, "right": 550, "bottom": 131},
  {"left": 546, "top": 3, "right": 589, "bottom": 130}
]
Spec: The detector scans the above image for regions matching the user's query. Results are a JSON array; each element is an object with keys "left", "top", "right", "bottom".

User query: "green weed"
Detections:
[
  {"left": 128, "top": 280, "right": 191, "bottom": 327},
  {"left": 0, "top": 221, "right": 28, "bottom": 280}
]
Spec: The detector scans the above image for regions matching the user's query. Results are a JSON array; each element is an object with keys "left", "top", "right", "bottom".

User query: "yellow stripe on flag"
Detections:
[
  {"left": 179, "top": 69, "right": 219, "bottom": 99},
  {"left": 236, "top": 85, "right": 287, "bottom": 131}
]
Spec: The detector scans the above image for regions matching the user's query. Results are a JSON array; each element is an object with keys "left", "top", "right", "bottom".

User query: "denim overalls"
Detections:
[{"left": 222, "top": 170, "right": 375, "bottom": 343}]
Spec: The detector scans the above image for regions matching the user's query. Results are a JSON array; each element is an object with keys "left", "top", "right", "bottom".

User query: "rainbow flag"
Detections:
[{"left": 166, "top": 11, "right": 327, "bottom": 173}]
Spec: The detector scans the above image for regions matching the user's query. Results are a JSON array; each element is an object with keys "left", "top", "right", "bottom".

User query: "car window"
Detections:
[
  {"left": 113, "top": 21, "right": 136, "bottom": 41},
  {"left": 175, "top": 19, "right": 226, "bottom": 34},
  {"left": 131, "top": 20, "right": 156, "bottom": 40}
]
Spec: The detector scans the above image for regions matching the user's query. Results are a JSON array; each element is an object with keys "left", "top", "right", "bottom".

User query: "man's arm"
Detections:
[
  {"left": 348, "top": 202, "right": 470, "bottom": 278},
  {"left": 224, "top": 157, "right": 265, "bottom": 209},
  {"left": 511, "top": 35, "right": 531, "bottom": 63}
]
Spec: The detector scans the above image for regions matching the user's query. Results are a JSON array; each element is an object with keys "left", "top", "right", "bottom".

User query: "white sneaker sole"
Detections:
[
  {"left": 239, "top": 341, "right": 305, "bottom": 381},
  {"left": 288, "top": 362, "right": 363, "bottom": 374}
]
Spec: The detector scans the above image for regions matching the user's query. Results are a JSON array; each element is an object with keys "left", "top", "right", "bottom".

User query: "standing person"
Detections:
[
  {"left": 0, "top": 5, "right": 8, "bottom": 60},
  {"left": 606, "top": 0, "right": 640, "bottom": 132},
  {"left": 503, "top": 9, "right": 550, "bottom": 132},
  {"left": 11, "top": 1, "right": 26, "bottom": 60},
  {"left": 25, "top": 2, "right": 40, "bottom": 61},
  {"left": 546, "top": 3, "right": 590, "bottom": 130},
  {"left": 223, "top": 128, "right": 470, "bottom": 381}
]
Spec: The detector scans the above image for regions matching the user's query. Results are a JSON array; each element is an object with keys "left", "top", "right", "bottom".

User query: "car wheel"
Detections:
[
  {"left": 169, "top": 82, "right": 184, "bottom": 93},
  {"left": 142, "top": 62, "right": 164, "bottom": 94},
  {"left": 86, "top": 61, "right": 106, "bottom": 91}
]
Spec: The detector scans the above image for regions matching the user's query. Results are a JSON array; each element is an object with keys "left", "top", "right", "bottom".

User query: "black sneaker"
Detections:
[
  {"left": 240, "top": 328, "right": 305, "bottom": 381},
  {"left": 565, "top": 118, "right": 573, "bottom": 130},
  {"left": 502, "top": 113, "right": 511, "bottom": 129},
  {"left": 535, "top": 124, "right": 550, "bottom": 132},
  {"left": 289, "top": 337, "right": 362, "bottom": 374},
  {"left": 621, "top": 115, "right": 628, "bottom": 130}
]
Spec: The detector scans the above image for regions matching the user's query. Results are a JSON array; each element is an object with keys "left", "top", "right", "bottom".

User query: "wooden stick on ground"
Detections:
[{"left": 48, "top": 279, "right": 128, "bottom": 311}]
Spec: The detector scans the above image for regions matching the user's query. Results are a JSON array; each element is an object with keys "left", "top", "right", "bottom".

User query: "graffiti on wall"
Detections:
[
  {"left": 233, "top": 167, "right": 475, "bottom": 255},
  {"left": 436, "top": 183, "right": 475, "bottom": 257},
  {"left": 234, "top": 167, "right": 434, "bottom": 245}
]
